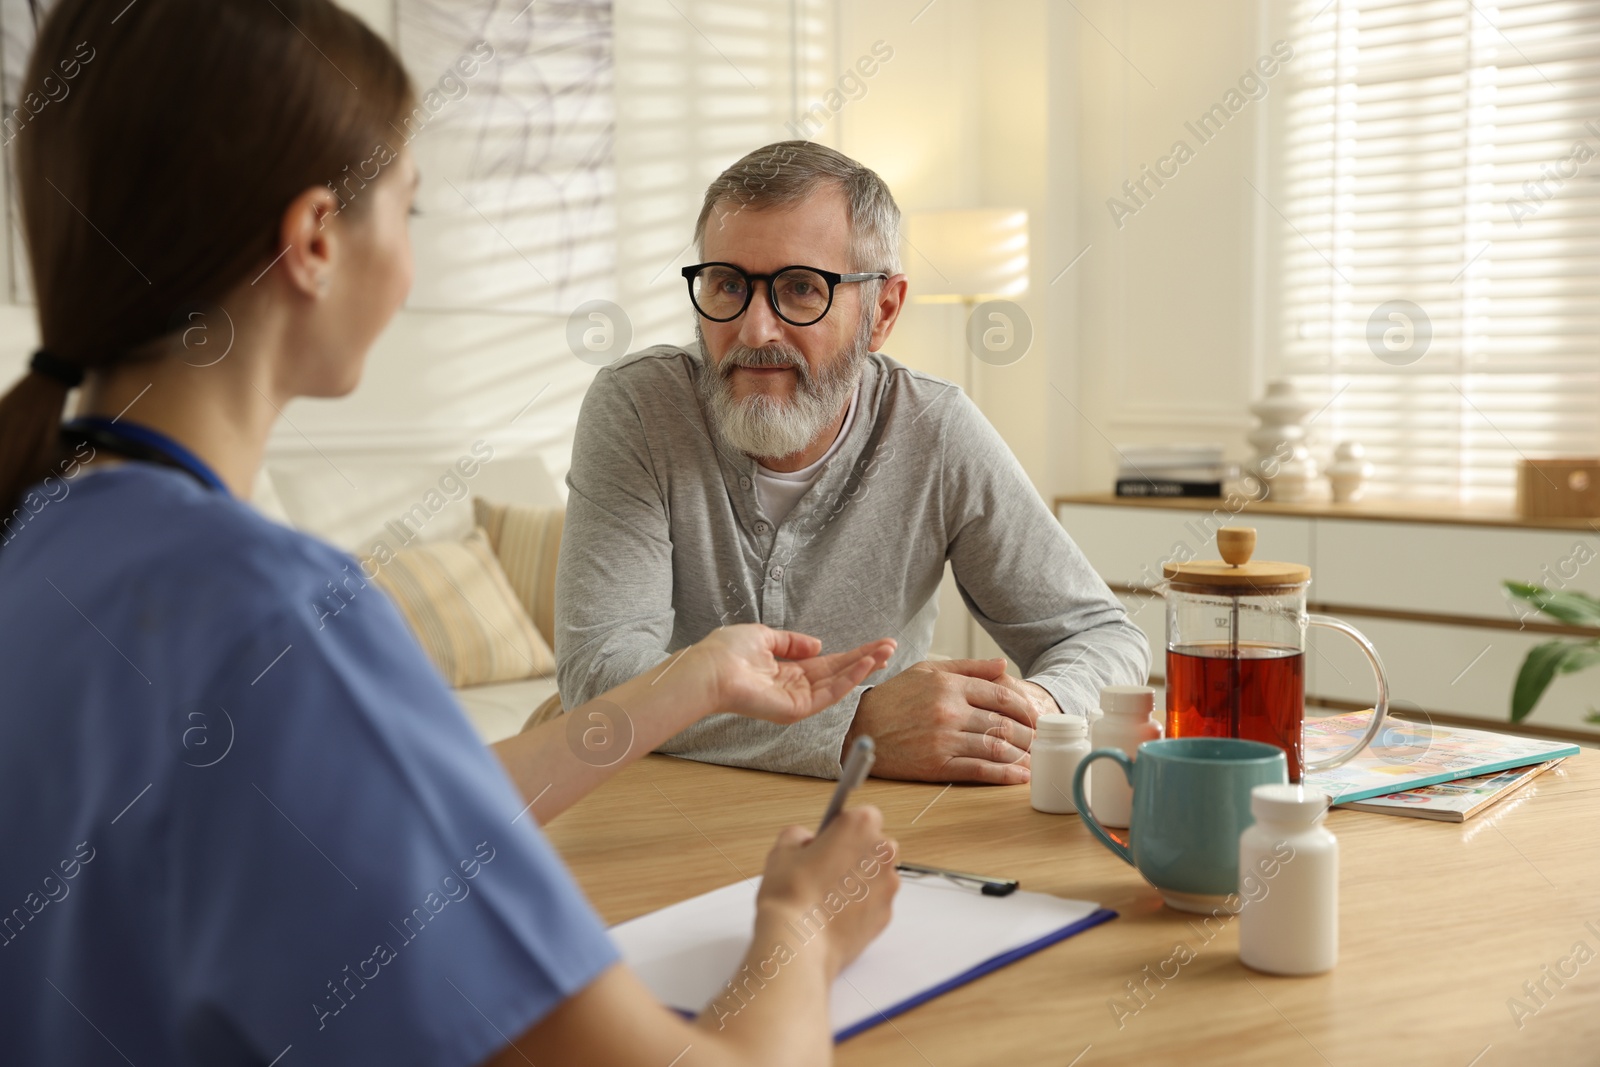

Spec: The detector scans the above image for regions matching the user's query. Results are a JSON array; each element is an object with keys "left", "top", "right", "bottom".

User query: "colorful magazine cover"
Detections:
[{"left": 1302, "top": 712, "right": 1580, "bottom": 805}]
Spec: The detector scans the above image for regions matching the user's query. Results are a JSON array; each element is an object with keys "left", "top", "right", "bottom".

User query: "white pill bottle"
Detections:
[
  {"left": 1088, "top": 685, "right": 1162, "bottom": 829},
  {"left": 1030, "top": 713, "right": 1093, "bottom": 814},
  {"left": 1238, "top": 783, "right": 1339, "bottom": 976}
]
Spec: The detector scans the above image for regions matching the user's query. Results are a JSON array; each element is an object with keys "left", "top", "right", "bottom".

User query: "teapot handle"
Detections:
[{"left": 1303, "top": 614, "right": 1391, "bottom": 774}]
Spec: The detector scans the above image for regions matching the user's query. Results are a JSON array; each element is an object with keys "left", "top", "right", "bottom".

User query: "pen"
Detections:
[
  {"left": 895, "top": 862, "right": 1020, "bottom": 897},
  {"left": 817, "top": 736, "right": 875, "bottom": 832}
]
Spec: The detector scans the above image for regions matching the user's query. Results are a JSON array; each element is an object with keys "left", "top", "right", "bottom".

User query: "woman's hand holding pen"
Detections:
[
  {"left": 690, "top": 624, "right": 895, "bottom": 725},
  {"left": 755, "top": 807, "right": 900, "bottom": 981}
]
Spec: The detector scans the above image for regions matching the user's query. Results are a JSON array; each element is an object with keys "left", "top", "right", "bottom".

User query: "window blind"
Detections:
[
  {"left": 1278, "top": 0, "right": 1600, "bottom": 503},
  {"left": 398, "top": 0, "right": 617, "bottom": 313},
  {"left": 396, "top": 0, "right": 830, "bottom": 318}
]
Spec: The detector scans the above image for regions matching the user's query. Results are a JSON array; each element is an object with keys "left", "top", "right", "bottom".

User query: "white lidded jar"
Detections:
[
  {"left": 1238, "top": 783, "right": 1338, "bottom": 976},
  {"left": 1030, "top": 714, "right": 1093, "bottom": 814},
  {"left": 1089, "top": 685, "right": 1161, "bottom": 830}
]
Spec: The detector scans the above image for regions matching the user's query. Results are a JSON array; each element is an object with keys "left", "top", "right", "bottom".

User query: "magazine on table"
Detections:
[
  {"left": 1302, "top": 712, "right": 1580, "bottom": 805},
  {"left": 1335, "top": 758, "right": 1566, "bottom": 822}
]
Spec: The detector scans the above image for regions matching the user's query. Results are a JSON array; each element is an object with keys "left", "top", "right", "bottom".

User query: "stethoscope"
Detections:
[{"left": 60, "top": 417, "right": 231, "bottom": 497}]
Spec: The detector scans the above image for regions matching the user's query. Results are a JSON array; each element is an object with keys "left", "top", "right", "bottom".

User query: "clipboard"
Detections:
[{"left": 610, "top": 875, "right": 1116, "bottom": 1041}]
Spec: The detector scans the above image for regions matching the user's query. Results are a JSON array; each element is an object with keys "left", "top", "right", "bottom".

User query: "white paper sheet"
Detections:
[{"left": 610, "top": 876, "right": 1108, "bottom": 1040}]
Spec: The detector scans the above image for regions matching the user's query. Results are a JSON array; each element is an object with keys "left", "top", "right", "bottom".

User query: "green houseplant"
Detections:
[{"left": 1503, "top": 582, "right": 1600, "bottom": 723}]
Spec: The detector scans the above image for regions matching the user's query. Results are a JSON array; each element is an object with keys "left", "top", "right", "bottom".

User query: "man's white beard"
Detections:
[{"left": 697, "top": 310, "right": 872, "bottom": 461}]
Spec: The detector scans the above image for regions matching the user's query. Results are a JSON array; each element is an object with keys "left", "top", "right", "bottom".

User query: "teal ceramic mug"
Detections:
[{"left": 1072, "top": 737, "right": 1287, "bottom": 914}]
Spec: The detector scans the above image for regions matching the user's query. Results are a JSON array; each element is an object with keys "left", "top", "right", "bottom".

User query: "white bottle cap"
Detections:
[
  {"left": 1099, "top": 685, "right": 1156, "bottom": 717},
  {"left": 1035, "top": 713, "right": 1088, "bottom": 740},
  {"left": 1250, "top": 783, "right": 1332, "bottom": 826}
]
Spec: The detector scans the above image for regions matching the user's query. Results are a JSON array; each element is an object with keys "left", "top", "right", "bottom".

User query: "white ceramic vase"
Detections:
[
  {"left": 1248, "top": 380, "right": 1316, "bottom": 501},
  {"left": 1327, "top": 441, "right": 1373, "bottom": 504}
]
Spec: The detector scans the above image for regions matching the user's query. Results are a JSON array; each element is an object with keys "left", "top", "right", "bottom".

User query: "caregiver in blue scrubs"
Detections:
[{"left": 0, "top": 1, "right": 899, "bottom": 1064}]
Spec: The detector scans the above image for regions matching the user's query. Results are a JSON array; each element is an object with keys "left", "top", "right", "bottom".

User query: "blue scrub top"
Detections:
[{"left": 0, "top": 464, "right": 618, "bottom": 1066}]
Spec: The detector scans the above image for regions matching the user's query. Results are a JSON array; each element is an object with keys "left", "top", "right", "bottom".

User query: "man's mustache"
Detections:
[{"left": 720, "top": 344, "right": 811, "bottom": 384}]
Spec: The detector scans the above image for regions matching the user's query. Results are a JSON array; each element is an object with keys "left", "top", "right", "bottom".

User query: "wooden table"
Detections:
[{"left": 544, "top": 753, "right": 1600, "bottom": 1066}]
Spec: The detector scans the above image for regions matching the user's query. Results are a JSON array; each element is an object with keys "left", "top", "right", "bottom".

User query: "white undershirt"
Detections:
[{"left": 753, "top": 387, "right": 859, "bottom": 526}]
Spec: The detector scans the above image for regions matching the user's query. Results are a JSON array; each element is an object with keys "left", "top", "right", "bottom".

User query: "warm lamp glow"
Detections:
[{"left": 903, "top": 208, "right": 1030, "bottom": 302}]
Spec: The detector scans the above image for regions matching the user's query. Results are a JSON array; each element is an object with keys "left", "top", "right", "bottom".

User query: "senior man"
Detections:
[{"left": 555, "top": 140, "right": 1149, "bottom": 782}]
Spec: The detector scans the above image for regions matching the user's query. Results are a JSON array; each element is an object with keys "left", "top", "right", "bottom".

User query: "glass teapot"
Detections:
[{"left": 1162, "top": 527, "right": 1390, "bottom": 782}]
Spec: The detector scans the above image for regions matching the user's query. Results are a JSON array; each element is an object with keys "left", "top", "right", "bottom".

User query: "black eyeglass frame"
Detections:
[{"left": 681, "top": 261, "right": 888, "bottom": 327}]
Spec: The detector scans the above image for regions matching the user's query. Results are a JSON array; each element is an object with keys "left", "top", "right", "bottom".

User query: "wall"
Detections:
[
  {"left": 1072, "top": 0, "right": 1274, "bottom": 492},
  {"left": 832, "top": 0, "right": 1279, "bottom": 500},
  {"left": 831, "top": 0, "right": 1064, "bottom": 495},
  {"left": 828, "top": 0, "right": 1065, "bottom": 659}
]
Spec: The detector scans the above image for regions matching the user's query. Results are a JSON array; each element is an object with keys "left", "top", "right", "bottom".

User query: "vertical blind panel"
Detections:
[{"left": 1280, "top": 0, "right": 1600, "bottom": 503}]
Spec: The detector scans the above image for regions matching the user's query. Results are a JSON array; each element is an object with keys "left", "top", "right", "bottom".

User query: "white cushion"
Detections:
[
  {"left": 257, "top": 451, "right": 561, "bottom": 552},
  {"left": 455, "top": 676, "right": 560, "bottom": 744}
]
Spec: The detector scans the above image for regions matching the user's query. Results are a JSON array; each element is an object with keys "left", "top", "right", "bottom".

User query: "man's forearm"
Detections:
[{"left": 1025, "top": 614, "right": 1152, "bottom": 716}]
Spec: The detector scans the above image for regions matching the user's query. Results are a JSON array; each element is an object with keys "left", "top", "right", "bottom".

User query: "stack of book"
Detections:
[{"left": 1114, "top": 444, "right": 1225, "bottom": 498}]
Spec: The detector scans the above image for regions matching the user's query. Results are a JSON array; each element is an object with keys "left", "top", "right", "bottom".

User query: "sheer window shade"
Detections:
[
  {"left": 396, "top": 0, "right": 830, "bottom": 319},
  {"left": 1278, "top": 0, "right": 1600, "bottom": 503}
]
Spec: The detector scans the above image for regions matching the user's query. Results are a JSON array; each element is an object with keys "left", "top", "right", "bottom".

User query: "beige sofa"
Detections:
[{"left": 251, "top": 451, "right": 563, "bottom": 745}]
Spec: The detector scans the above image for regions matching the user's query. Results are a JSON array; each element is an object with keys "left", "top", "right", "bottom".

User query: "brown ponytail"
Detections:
[{"left": 0, "top": 0, "right": 415, "bottom": 519}]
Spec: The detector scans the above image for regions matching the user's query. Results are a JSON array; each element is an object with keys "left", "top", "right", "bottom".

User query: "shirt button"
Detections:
[
  {"left": 770, "top": 565, "right": 785, "bottom": 580},
  {"left": 754, "top": 522, "right": 770, "bottom": 535},
  {"left": 739, "top": 476, "right": 752, "bottom": 490}
]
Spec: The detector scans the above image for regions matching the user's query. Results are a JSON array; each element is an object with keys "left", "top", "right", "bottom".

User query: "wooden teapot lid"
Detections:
[{"left": 1162, "top": 527, "right": 1311, "bottom": 593}]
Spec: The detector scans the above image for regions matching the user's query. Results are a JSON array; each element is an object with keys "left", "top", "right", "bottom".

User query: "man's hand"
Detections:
[
  {"left": 990, "top": 673, "right": 1063, "bottom": 723},
  {"left": 841, "top": 658, "right": 1048, "bottom": 784},
  {"left": 693, "top": 625, "right": 896, "bottom": 725}
]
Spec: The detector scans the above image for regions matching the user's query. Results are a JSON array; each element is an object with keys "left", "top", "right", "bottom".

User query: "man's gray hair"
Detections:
[{"left": 694, "top": 141, "right": 902, "bottom": 276}]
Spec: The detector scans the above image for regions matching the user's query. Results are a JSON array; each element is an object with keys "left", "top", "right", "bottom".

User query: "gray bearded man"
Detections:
[{"left": 554, "top": 140, "right": 1150, "bottom": 782}]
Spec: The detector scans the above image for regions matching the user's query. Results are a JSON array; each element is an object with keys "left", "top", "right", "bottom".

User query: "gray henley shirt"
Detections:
[{"left": 554, "top": 345, "right": 1152, "bottom": 779}]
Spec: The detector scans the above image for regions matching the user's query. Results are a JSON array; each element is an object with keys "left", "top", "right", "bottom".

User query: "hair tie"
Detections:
[{"left": 29, "top": 349, "right": 83, "bottom": 389}]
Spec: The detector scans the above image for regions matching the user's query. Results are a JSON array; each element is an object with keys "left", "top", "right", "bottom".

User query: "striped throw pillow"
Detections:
[
  {"left": 472, "top": 497, "right": 563, "bottom": 648},
  {"left": 371, "top": 527, "right": 556, "bottom": 688}
]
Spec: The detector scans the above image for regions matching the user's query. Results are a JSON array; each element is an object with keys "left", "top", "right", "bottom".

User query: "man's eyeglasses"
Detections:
[{"left": 682, "top": 262, "right": 887, "bottom": 328}]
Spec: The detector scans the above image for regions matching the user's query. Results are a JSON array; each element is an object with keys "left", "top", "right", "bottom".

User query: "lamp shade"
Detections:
[{"left": 903, "top": 208, "right": 1029, "bottom": 302}]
